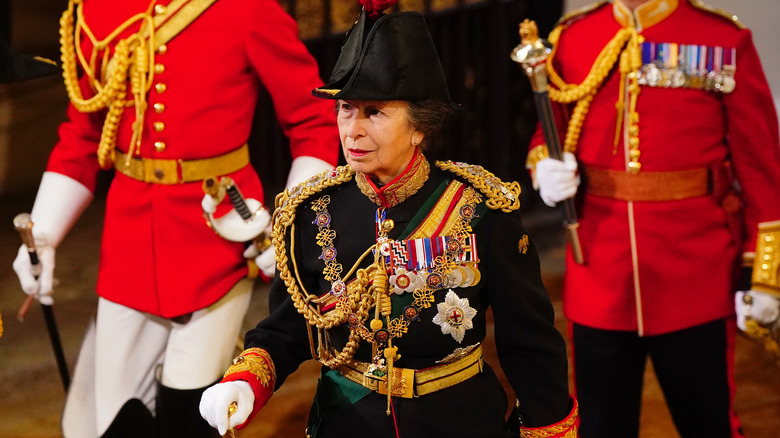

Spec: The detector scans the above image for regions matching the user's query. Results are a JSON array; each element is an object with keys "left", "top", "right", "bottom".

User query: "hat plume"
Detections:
[{"left": 359, "top": 0, "right": 398, "bottom": 19}]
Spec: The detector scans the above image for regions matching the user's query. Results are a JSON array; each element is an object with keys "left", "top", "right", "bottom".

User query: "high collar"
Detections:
[
  {"left": 355, "top": 148, "right": 430, "bottom": 208},
  {"left": 613, "top": 0, "right": 678, "bottom": 31}
]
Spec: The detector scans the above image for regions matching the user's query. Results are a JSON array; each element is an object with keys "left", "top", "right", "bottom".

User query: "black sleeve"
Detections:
[
  {"left": 243, "top": 214, "right": 318, "bottom": 390},
  {"left": 482, "top": 210, "right": 571, "bottom": 427}
]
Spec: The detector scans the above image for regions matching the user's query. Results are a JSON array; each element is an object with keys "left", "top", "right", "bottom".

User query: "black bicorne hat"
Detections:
[
  {"left": 0, "top": 38, "right": 60, "bottom": 83},
  {"left": 312, "top": 10, "right": 450, "bottom": 102}
]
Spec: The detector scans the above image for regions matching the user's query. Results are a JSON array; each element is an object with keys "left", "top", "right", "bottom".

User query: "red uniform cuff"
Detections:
[
  {"left": 221, "top": 348, "right": 276, "bottom": 429},
  {"left": 520, "top": 397, "right": 579, "bottom": 437}
]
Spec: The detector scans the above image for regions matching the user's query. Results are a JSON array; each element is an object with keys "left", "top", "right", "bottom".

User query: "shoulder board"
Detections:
[
  {"left": 549, "top": 1, "right": 609, "bottom": 44},
  {"left": 555, "top": 1, "right": 609, "bottom": 28},
  {"left": 688, "top": 0, "right": 744, "bottom": 29},
  {"left": 273, "top": 165, "right": 355, "bottom": 228},
  {"left": 436, "top": 161, "right": 522, "bottom": 213}
]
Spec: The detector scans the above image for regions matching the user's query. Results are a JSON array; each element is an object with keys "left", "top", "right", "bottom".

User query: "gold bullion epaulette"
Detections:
[
  {"left": 273, "top": 165, "right": 355, "bottom": 228},
  {"left": 436, "top": 161, "right": 521, "bottom": 213},
  {"left": 688, "top": 0, "right": 744, "bottom": 29}
]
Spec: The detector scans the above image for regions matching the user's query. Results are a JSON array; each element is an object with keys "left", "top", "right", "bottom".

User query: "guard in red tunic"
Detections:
[
  {"left": 11, "top": 0, "right": 339, "bottom": 436},
  {"left": 526, "top": 0, "right": 780, "bottom": 437}
]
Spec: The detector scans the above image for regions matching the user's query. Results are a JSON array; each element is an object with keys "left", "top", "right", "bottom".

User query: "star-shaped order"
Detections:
[{"left": 432, "top": 290, "right": 477, "bottom": 343}]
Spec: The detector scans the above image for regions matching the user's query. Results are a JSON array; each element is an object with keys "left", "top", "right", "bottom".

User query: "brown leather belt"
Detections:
[
  {"left": 584, "top": 165, "right": 726, "bottom": 201},
  {"left": 337, "top": 345, "right": 483, "bottom": 398},
  {"left": 114, "top": 144, "right": 249, "bottom": 184}
]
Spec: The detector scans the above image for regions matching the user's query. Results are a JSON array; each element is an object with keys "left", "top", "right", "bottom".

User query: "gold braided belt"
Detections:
[
  {"left": 114, "top": 143, "right": 249, "bottom": 184},
  {"left": 583, "top": 164, "right": 729, "bottom": 202},
  {"left": 337, "top": 345, "right": 484, "bottom": 399}
]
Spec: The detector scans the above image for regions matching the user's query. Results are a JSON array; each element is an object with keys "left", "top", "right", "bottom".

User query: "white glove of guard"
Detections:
[
  {"left": 284, "top": 156, "right": 335, "bottom": 190},
  {"left": 12, "top": 172, "right": 92, "bottom": 304},
  {"left": 13, "top": 243, "right": 55, "bottom": 305},
  {"left": 199, "top": 380, "right": 255, "bottom": 436},
  {"left": 243, "top": 226, "right": 275, "bottom": 278},
  {"left": 735, "top": 290, "right": 780, "bottom": 331},
  {"left": 535, "top": 152, "right": 580, "bottom": 208},
  {"left": 241, "top": 156, "right": 334, "bottom": 279}
]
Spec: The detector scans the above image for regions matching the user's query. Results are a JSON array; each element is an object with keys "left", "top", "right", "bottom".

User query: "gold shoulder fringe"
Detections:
[
  {"left": 688, "top": 0, "right": 744, "bottom": 29},
  {"left": 273, "top": 165, "right": 356, "bottom": 224},
  {"left": 435, "top": 161, "right": 521, "bottom": 213}
]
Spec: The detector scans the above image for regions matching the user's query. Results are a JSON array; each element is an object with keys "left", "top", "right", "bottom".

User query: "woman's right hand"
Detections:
[{"left": 199, "top": 380, "right": 255, "bottom": 435}]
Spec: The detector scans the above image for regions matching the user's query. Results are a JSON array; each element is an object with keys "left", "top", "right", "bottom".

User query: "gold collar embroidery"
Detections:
[
  {"left": 355, "top": 149, "right": 430, "bottom": 208},
  {"left": 614, "top": 0, "right": 678, "bottom": 31}
]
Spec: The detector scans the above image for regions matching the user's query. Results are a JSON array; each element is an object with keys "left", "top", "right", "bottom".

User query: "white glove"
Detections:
[
  {"left": 285, "top": 156, "right": 334, "bottom": 189},
  {"left": 243, "top": 227, "right": 275, "bottom": 278},
  {"left": 199, "top": 380, "right": 255, "bottom": 436},
  {"left": 238, "top": 156, "right": 334, "bottom": 279},
  {"left": 736, "top": 290, "right": 780, "bottom": 331},
  {"left": 12, "top": 172, "right": 92, "bottom": 303},
  {"left": 535, "top": 152, "right": 580, "bottom": 208}
]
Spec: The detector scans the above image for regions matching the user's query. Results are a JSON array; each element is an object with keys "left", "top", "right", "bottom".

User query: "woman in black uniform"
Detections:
[{"left": 200, "top": 3, "right": 578, "bottom": 437}]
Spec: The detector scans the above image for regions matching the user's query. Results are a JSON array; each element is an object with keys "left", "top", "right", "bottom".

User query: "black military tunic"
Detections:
[{"left": 242, "top": 156, "right": 572, "bottom": 437}]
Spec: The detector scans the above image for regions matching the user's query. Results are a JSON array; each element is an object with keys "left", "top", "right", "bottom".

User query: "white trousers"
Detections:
[{"left": 62, "top": 278, "right": 253, "bottom": 438}]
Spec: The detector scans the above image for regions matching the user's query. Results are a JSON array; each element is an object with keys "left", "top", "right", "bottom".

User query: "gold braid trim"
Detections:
[
  {"left": 520, "top": 401, "right": 579, "bottom": 437},
  {"left": 546, "top": 25, "right": 643, "bottom": 171},
  {"left": 525, "top": 144, "right": 550, "bottom": 173},
  {"left": 224, "top": 348, "right": 277, "bottom": 389},
  {"left": 60, "top": 0, "right": 156, "bottom": 169},
  {"left": 752, "top": 220, "right": 780, "bottom": 298},
  {"left": 436, "top": 161, "right": 521, "bottom": 212},
  {"left": 273, "top": 166, "right": 378, "bottom": 368}
]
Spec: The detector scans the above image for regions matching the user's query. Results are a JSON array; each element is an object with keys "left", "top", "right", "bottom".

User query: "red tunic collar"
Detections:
[
  {"left": 355, "top": 148, "right": 430, "bottom": 207},
  {"left": 613, "top": 0, "right": 678, "bottom": 31}
]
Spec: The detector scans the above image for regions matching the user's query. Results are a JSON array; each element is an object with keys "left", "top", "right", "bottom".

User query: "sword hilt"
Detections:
[{"left": 223, "top": 178, "right": 252, "bottom": 221}]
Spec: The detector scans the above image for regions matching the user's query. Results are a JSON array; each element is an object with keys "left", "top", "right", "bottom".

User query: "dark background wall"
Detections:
[{"left": 0, "top": 0, "right": 562, "bottom": 212}]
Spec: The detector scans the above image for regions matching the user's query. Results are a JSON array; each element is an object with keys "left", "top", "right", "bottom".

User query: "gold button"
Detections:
[
  {"left": 154, "top": 141, "right": 166, "bottom": 152},
  {"left": 156, "top": 44, "right": 167, "bottom": 55},
  {"left": 153, "top": 103, "right": 165, "bottom": 114},
  {"left": 381, "top": 219, "right": 394, "bottom": 232},
  {"left": 154, "top": 4, "right": 167, "bottom": 15},
  {"left": 155, "top": 83, "right": 167, "bottom": 94},
  {"left": 154, "top": 168, "right": 165, "bottom": 180},
  {"left": 153, "top": 122, "right": 165, "bottom": 132},
  {"left": 154, "top": 63, "right": 165, "bottom": 74}
]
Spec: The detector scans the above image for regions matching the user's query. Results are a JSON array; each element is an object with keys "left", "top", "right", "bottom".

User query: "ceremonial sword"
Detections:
[
  {"left": 511, "top": 19, "right": 585, "bottom": 265},
  {"left": 14, "top": 213, "right": 71, "bottom": 391}
]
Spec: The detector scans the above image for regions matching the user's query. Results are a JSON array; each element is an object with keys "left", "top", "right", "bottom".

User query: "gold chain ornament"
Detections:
[{"left": 546, "top": 25, "right": 644, "bottom": 173}]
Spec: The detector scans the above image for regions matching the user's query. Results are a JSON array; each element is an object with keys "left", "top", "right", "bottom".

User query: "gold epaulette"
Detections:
[
  {"left": 688, "top": 0, "right": 744, "bottom": 29},
  {"left": 436, "top": 161, "right": 521, "bottom": 213},
  {"left": 752, "top": 220, "right": 780, "bottom": 298},
  {"left": 272, "top": 165, "right": 355, "bottom": 226},
  {"left": 224, "top": 348, "right": 276, "bottom": 388},
  {"left": 520, "top": 398, "right": 579, "bottom": 438}
]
